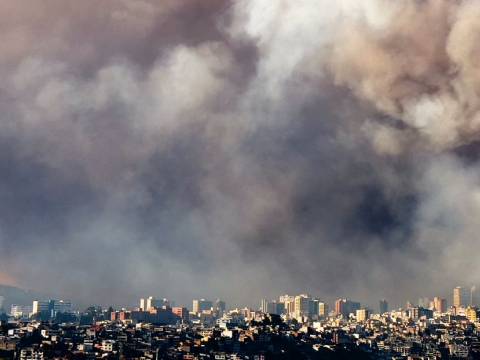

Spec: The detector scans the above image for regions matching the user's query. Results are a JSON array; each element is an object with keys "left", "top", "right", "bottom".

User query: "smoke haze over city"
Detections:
[{"left": 1, "top": 0, "right": 480, "bottom": 309}]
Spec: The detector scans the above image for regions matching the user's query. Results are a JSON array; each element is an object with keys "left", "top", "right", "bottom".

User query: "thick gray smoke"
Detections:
[{"left": 0, "top": 0, "right": 479, "bottom": 309}]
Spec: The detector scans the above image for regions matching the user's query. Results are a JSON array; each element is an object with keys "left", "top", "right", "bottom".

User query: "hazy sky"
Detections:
[{"left": 1, "top": 0, "right": 480, "bottom": 309}]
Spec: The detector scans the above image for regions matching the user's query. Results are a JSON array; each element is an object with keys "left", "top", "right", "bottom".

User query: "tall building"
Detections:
[
  {"left": 335, "top": 299, "right": 342, "bottom": 315},
  {"left": 260, "top": 299, "right": 277, "bottom": 314},
  {"left": 278, "top": 295, "right": 295, "bottom": 317},
  {"left": 318, "top": 302, "right": 328, "bottom": 318},
  {"left": 408, "top": 307, "right": 433, "bottom": 320},
  {"left": 470, "top": 286, "right": 476, "bottom": 306},
  {"left": 454, "top": 287, "right": 466, "bottom": 308},
  {"left": 32, "top": 300, "right": 49, "bottom": 315},
  {"left": 260, "top": 299, "right": 269, "bottom": 313},
  {"left": 143, "top": 297, "right": 170, "bottom": 311},
  {"left": 309, "top": 298, "right": 320, "bottom": 317},
  {"left": 52, "top": 300, "right": 72, "bottom": 314},
  {"left": 335, "top": 299, "right": 360, "bottom": 318},
  {"left": 279, "top": 295, "right": 295, "bottom": 317},
  {"left": 215, "top": 299, "right": 226, "bottom": 313},
  {"left": 356, "top": 309, "right": 369, "bottom": 322},
  {"left": 276, "top": 302, "right": 285, "bottom": 315},
  {"left": 32, "top": 300, "right": 72, "bottom": 318},
  {"left": 10, "top": 305, "right": 32, "bottom": 318},
  {"left": 433, "top": 297, "right": 447, "bottom": 313},
  {"left": 146, "top": 297, "right": 155, "bottom": 311},
  {"left": 192, "top": 299, "right": 212, "bottom": 313},
  {"left": 379, "top": 299, "right": 388, "bottom": 314},
  {"left": 294, "top": 294, "right": 311, "bottom": 318}
]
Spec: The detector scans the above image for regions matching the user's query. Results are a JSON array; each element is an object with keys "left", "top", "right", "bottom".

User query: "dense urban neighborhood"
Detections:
[{"left": 1, "top": 289, "right": 480, "bottom": 359}]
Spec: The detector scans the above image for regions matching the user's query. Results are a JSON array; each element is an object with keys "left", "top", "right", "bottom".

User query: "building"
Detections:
[
  {"left": 32, "top": 300, "right": 72, "bottom": 318},
  {"left": 130, "top": 308, "right": 179, "bottom": 324},
  {"left": 20, "top": 348, "right": 44, "bottom": 360},
  {"left": 356, "top": 309, "right": 369, "bottom": 322},
  {"left": 279, "top": 295, "right": 295, "bottom": 316},
  {"left": 10, "top": 304, "right": 32, "bottom": 318},
  {"left": 418, "top": 297, "right": 430, "bottom": 308},
  {"left": 215, "top": 299, "right": 226, "bottom": 313},
  {"left": 454, "top": 287, "right": 465, "bottom": 308},
  {"left": 193, "top": 299, "right": 213, "bottom": 313},
  {"left": 145, "top": 296, "right": 170, "bottom": 310},
  {"left": 294, "top": 294, "right": 311, "bottom": 318},
  {"left": 140, "top": 298, "right": 146, "bottom": 311},
  {"left": 408, "top": 307, "right": 433, "bottom": 320},
  {"left": 260, "top": 299, "right": 268, "bottom": 313},
  {"left": 32, "top": 301, "right": 49, "bottom": 315},
  {"left": 433, "top": 297, "right": 447, "bottom": 313},
  {"left": 102, "top": 340, "right": 115, "bottom": 352},
  {"left": 335, "top": 299, "right": 360, "bottom": 318},
  {"left": 276, "top": 302, "right": 285, "bottom": 315},
  {"left": 379, "top": 299, "right": 388, "bottom": 314},
  {"left": 466, "top": 307, "right": 478, "bottom": 322},
  {"left": 318, "top": 302, "right": 328, "bottom": 318},
  {"left": 172, "top": 307, "right": 189, "bottom": 321},
  {"left": 52, "top": 300, "right": 72, "bottom": 314},
  {"left": 146, "top": 296, "right": 155, "bottom": 310},
  {"left": 260, "top": 299, "right": 277, "bottom": 314}
]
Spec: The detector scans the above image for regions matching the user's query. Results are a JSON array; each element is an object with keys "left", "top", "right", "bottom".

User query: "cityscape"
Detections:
[
  {"left": 3, "top": 0, "right": 480, "bottom": 359},
  {"left": 0, "top": 287, "right": 480, "bottom": 358}
]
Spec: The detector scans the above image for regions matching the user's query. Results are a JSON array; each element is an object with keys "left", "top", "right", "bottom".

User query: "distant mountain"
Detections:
[{"left": 0, "top": 284, "right": 46, "bottom": 312}]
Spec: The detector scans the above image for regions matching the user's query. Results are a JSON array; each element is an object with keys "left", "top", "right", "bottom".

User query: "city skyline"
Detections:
[{"left": 3, "top": 284, "right": 480, "bottom": 315}]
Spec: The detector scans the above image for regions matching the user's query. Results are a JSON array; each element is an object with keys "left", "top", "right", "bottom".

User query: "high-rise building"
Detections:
[
  {"left": 32, "top": 300, "right": 49, "bottom": 315},
  {"left": 143, "top": 297, "right": 170, "bottom": 311},
  {"left": 318, "top": 302, "right": 328, "bottom": 318},
  {"left": 192, "top": 299, "right": 212, "bottom": 313},
  {"left": 10, "top": 305, "right": 32, "bottom": 318},
  {"left": 335, "top": 299, "right": 360, "bottom": 318},
  {"left": 215, "top": 299, "right": 226, "bottom": 313},
  {"left": 260, "top": 299, "right": 269, "bottom": 313},
  {"left": 356, "top": 308, "right": 369, "bottom": 322},
  {"left": 260, "top": 299, "right": 278, "bottom": 314},
  {"left": 309, "top": 298, "right": 320, "bottom": 317},
  {"left": 278, "top": 295, "right": 295, "bottom": 317},
  {"left": 454, "top": 287, "right": 465, "bottom": 308},
  {"left": 52, "top": 300, "right": 72, "bottom": 314},
  {"left": 146, "top": 297, "right": 155, "bottom": 311},
  {"left": 279, "top": 295, "right": 295, "bottom": 317},
  {"left": 294, "top": 294, "right": 311, "bottom": 318},
  {"left": 276, "top": 302, "right": 285, "bottom": 315},
  {"left": 433, "top": 297, "right": 447, "bottom": 313},
  {"left": 335, "top": 299, "right": 342, "bottom": 315},
  {"left": 32, "top": 300, "right": 72, "bottom": 318},
  {"left": 470, "top": 286, "right": 477, "bottom": 306},
  {"left": 379, "top": 299, "right": 388, "bottom": 314},
  {"left": 408, "top": 307, "right": 433, "bottom": 320}
]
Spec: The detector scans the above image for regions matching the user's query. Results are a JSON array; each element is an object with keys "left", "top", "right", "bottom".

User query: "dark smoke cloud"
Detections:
[{"left": 0, "top": 0, "right": 479, "bottom": 309}]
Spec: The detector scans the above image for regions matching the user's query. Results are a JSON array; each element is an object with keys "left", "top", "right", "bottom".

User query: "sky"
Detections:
[{"left": 1, "top": 0, "right": 480, "bottom": 309}]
